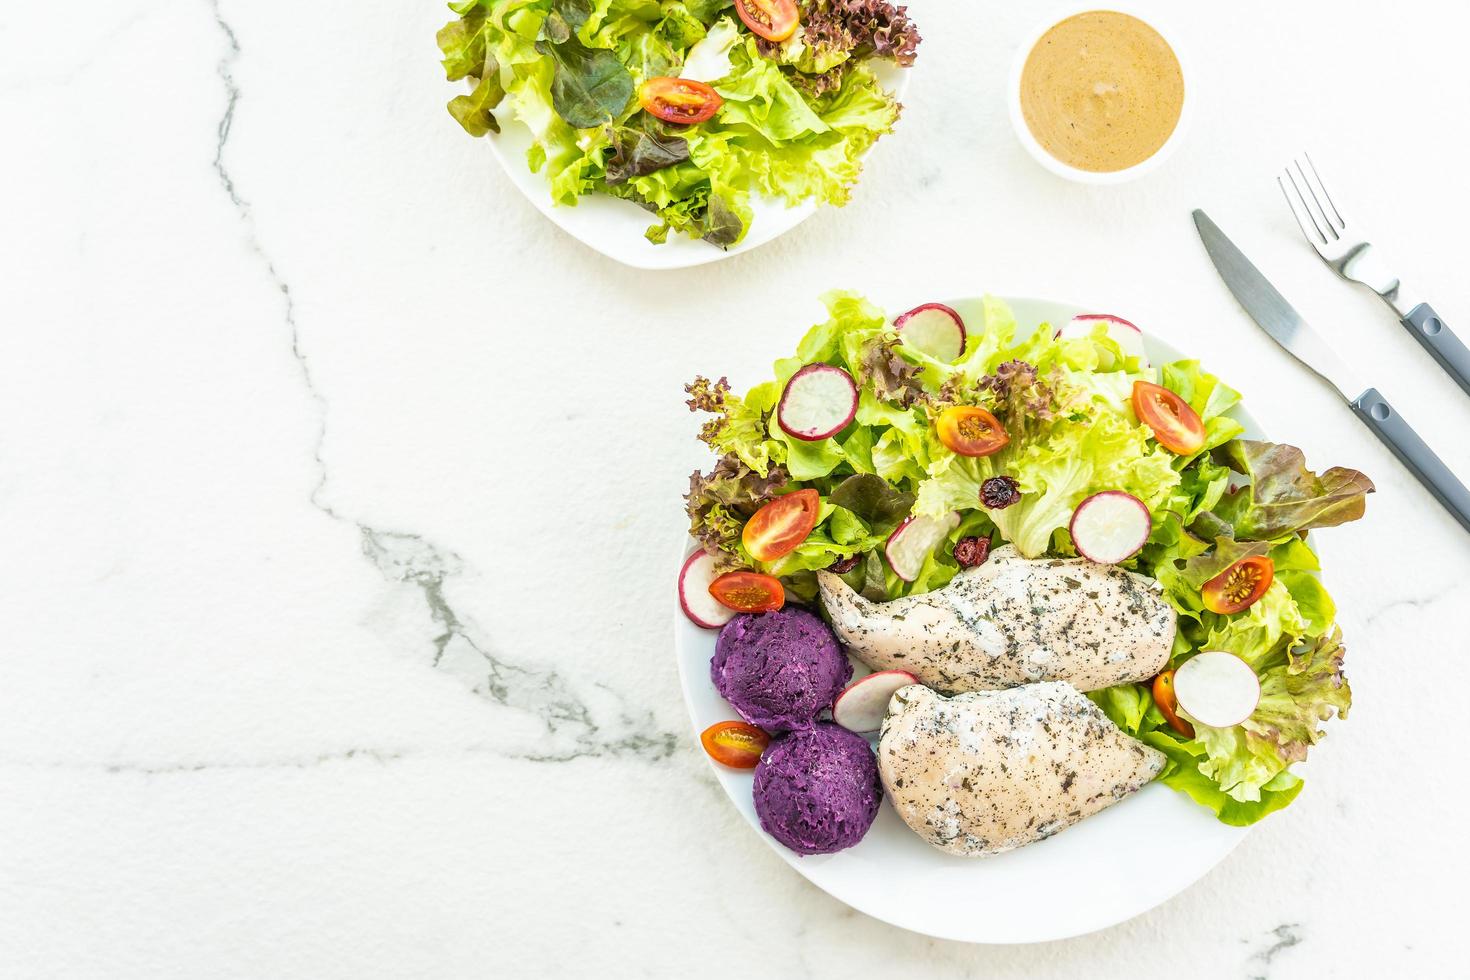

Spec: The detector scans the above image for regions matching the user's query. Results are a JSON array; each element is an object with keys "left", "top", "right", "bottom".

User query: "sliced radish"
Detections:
[
  {"left": 1070, "top": 491, "right": 1151, "bottom": 564},
  {"left": 1057, "top": 314, "right": 1149, "bottom": 368},
  {"left": 1174, "top": 651, "right": 1261, "bottom": 728},
  {"left": 832, "top": 670, "right": 919, "bottom": 734},
  {"left": 777, "top": 364, "right": 858, "bottom": 442},
  {"left": 678, "top": 550, "right": 735, "bottom": 629},
  {"left": 885, "top": 511, "right": 961, "bottom": 582},
  {"left": 894, "top": 303, "right": 966, "bottom": 362}
]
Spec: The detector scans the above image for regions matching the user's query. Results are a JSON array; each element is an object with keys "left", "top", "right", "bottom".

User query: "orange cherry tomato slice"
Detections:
[
  {"left": 637, "top": 77, "right": 723, "bottom": 125},
  {"left": 1131, "top": 380, "right": 1206, "bottom": 455},
  {"left": 700, "top": 720, "right": 770, "bottom": 768},
  {"left": 1152, "top": 670, "right": 1195, "bottom": 738},
  {"left": 709, "top": 571, "right": 785, "bottom": 613},
  {"left": 1201, "top": 555, "right": 1275, "bottom": 615},
  {"left": 734, "top": 0, "right": 800, "bottom": 42},
  {"left": 742, "top": 489, "right": 821, "bottom": 563},
  {"left": 936, "top": 406, "right": 1010, "bottom": 457}
]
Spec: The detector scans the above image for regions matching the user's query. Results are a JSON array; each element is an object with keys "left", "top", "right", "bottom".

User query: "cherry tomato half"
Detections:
[
  {"left": 637, "top": 77, "right": 723, "bottom": 125},
  {"left": 734, "top": 0, "right": 800, "bottom": 42},
  {"left": 700, "top": 720, "right": 770, "bottom": 768},
  {"left": 1131, "top": 380, "right": 1206, "bottom": 455},
  {"left": 709, "top": 571, "right": 785, "bottom": 613},
  {"left": 742, "top": 489, "right": 821, "bottom": 563},
  {"left": 936, "top": 406, "right": 1010, "bottom": 457},
  {"left": 1152, "top": 669, "right": 1195, "bottom": 738},
  {"left": 1201, "top": 555, "right": 1275, "bottom": 615}
]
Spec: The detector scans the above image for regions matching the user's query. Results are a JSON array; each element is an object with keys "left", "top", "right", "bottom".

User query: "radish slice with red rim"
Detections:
[
  {"left": 777, "top": 364, "right": 858, "bottom": 441},
  {"left": 678, "top": 550, "right": 735, "bottom": 629},
  {"left": 894, "top": 303, "right": 966, "bottom": 362},
  {"left": 885, "top": 511, "right": 961, "bottom": 582},
  {"left": 832, "top": 670, "right": 919, "bottom": 734},
  {"left": 1174, "top": 651, "right": 1261, "bottom": 728},
  {"left": 1070, "top": 491, "right": 1150, "bottom": 564},
  {"left": 1056, "top": 314, "right": 1149, "bottom": 368}
]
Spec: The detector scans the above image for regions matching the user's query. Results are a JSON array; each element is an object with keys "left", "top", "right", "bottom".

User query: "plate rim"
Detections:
[{"left": 672, "top": 293, "right": 1258, "bottom": 943}]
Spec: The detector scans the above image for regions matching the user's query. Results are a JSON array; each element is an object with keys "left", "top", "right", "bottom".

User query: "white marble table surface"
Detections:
[{"left": 3, "top": 0, "right": 1468, "bottom": 976}]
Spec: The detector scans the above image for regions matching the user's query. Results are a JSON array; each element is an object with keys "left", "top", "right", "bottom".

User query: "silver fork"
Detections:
[{"left": 1279, "top": 154, "right": 1470, "bottom": 396}]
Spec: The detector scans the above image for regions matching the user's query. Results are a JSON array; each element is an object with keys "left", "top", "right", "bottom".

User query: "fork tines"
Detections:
[{"left": 1279, "top": 154, "right": 1346, "bottom": 250}]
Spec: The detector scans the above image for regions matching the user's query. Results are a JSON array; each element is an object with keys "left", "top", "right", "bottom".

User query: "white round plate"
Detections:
[
  {"left": 484, "top": 43, "right": 912, "bottom": 270},
  {"left": 673, "top": 295, "right": 1256, "bottom": 943}
]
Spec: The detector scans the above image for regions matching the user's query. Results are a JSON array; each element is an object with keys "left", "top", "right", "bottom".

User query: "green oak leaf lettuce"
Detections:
[{"left": 1211, "top": 439, "right": 1375, "bottom": 538}]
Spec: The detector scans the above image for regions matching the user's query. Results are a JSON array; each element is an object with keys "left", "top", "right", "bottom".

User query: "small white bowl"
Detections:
[{"left": 1007, "top": 4, "right": 1192, "bottom": 185}]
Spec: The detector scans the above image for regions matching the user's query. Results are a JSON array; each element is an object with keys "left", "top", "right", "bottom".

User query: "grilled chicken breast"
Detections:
[
  {"left": 879, "top": 683, "right": 1165, "bottom": 856},
  {"left": 817, "top": 545, "right": 1175, "bottom": 693}
]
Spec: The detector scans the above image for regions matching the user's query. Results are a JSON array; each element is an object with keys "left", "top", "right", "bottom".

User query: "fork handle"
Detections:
[
  {"left": 1402, "top": 302, "right": 1470, "bottom": 397},
  {"left": 1351, "top": 387, "right": 1470, "bottom": 534}
]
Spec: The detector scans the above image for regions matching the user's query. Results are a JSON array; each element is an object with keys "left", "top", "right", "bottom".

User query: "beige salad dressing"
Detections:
[{"left": 1019, "top": 11, "right": 1184, "bottom": 173}]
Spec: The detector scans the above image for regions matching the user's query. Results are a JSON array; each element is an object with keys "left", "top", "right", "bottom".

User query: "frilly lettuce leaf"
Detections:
[
  {"left": 1160, "top": 359, "right": 1245, "bottom": 458},
  {"left": 1147, "top": 733, "right": 1305, "bottom": 824},
  {"left": 1193, "top": 628, "right": 1352, "bottom": 802},
  {"left": 915, "top": 361, "right": 1178, "bottom": 559},
  {"left": 679, "top": 15, "right": 738, "bottom": 82},
  {"left": 1089, "top": 681, "right": 1309, "bottom": 824}
]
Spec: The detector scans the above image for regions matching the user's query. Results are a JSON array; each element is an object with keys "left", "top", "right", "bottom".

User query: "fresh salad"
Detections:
[
  {"left": 683, "top": 292, "right": 1373, "bottom": 825},
  {"left": 437, "top": 0, "right": 919, "bottom": 247}
]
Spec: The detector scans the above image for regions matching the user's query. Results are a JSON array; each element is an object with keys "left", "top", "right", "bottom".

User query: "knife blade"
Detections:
[
  {"left": 1192, "top": 210, "right": 1364, "bottom": 401},
  {"left": 1192, "top": 208, "right": 1470, "bottom": 534}
]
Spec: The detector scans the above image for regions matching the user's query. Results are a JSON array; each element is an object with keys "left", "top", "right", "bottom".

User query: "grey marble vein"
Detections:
[
  {"left": 206, "top": 1, "right": 678, "bottom": 766},
  {"left": 1362, "top": 581, "right": 1464, "bottom": 627},
  {"left": 360, "top": 530, "right": 679, "bottom": 764},
  {"left": 102, "top": 747, "right": 405, "bottom": 775},
  {"left": 1246, "top": 922, "right": 1302, "bottom": 979},
  {"left": 7, "top": 745, "right": 514, "bottom": 776}
]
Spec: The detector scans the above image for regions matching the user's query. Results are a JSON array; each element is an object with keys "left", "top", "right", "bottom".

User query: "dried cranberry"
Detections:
[
  {"left": 827, "top": 553, "right": 862, "bottom": 574},
  {"left": 980, "top": 476, "right": 1021, "bottom": 509},
  {"left": 953, "top": 536, "right": 991, "bottom": 568}
]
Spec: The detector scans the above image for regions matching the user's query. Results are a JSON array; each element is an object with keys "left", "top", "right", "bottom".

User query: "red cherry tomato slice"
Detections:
[
  {"left": 709, "top": 571, "right": 785, "bottom": 613},
  {"left": 1152, "top": 669, "right": 1195, "bottom": 738},
  {"left": 742, "top": 489, "right": 821, "bottom": 562},
  {"left": 734, "top": 0, "right": 800, "bottom": 42},
  {"left": 700, "top": 720, "right": 770, "bottom": 768},
  {"left": 1201, "top": 555, "right": 1275, "bottom": 614},
  {"left": 637, "top": 77, "right": 723, "bottom": 125},
  {"left": 936, "top": 406, "right": 1010, "bottom": 457},
  {"left": 1132, "top": 380, "right": 1206, "bottom": 455}
]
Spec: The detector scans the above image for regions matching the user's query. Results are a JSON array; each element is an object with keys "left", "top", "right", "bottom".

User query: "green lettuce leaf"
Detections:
[
  {"left": 536, "top": 0, "right": 636, "bottom": 128},
  {"left": 1146, "top": 732, "right": 1305, "bottom": 824},
  {"left": 916, "top": 379, "right": 1178, "bottom": 559},
  {"left": 448, "top": 71, "right": 508, "bottom": 136},
  {"left": 1192, "top": 627, "right": 1351, "bottom": 802}
]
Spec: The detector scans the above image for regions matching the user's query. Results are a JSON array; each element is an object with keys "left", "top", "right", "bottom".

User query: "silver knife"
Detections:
[{"left": 1192, "top": 209, "right": 1470, "bottom": 534}]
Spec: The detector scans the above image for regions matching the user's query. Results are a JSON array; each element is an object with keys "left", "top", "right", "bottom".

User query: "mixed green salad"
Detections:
[
  {"left": 684, "top": 292, "right": 1373, "bottom": 825},
  {"left": 437, "top": 0, "right": 919, "bottom": 246}
]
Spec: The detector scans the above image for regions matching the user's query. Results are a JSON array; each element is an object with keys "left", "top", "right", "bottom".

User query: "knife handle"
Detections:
[
  {"left": 1402, "top": 303, "right": 1470, "bottom": 397},
  {"left": 1351, "top": 387, "right": 1470, "bottom": 533}
]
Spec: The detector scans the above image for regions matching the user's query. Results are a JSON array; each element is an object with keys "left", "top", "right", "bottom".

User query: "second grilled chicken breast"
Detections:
[
  {"left": 817, "top": 545, "right": 1175, "bottom": 693},
  {"left": 879, "top": 683, "right": 1166, "bottom": 856}
]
